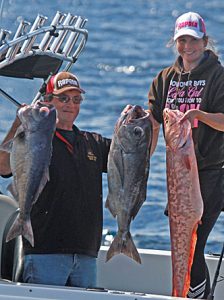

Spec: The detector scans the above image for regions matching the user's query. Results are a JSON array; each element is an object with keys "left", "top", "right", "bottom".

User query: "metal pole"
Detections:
[
  {"left": 0, "top": 0, "right": 5, "bottom": 27},
  {"left": 31, "top": 72, "right": 53, "bottom": 104},
  {"left": 207, "top": 242, "right": 224, "bottom": 300}
]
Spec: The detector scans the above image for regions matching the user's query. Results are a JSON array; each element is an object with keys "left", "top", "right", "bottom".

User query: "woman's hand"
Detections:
[
  {"left": 180, "top": 109, "right": 200, "bottom": 127},
  {"left": 180, "top": 109, "right": 224, "bottom": 131}
]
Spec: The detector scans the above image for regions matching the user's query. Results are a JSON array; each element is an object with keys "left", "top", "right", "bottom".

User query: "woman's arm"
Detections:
[{"left": 181, "top": 109, "right": 224, "bottom": 131}]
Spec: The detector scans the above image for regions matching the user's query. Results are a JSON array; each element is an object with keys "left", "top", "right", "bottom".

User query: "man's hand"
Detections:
[{"left": 121, "top": 104, "right": 132, "bottom": 115}]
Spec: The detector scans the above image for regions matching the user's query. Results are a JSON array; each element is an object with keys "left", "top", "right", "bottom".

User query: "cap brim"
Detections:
[
  {"left": 174, "top": 29, "right": 204, "bottom": 41},
  {"left": 53, "top": 86, "right": 85, "bottom": 95}
]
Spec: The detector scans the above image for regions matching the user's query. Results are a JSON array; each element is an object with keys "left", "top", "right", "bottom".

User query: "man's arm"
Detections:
[
  {"left": 0, "top": 116, "right": 21, "bottom": 175},
  {"left": 149, "top": 113, "right": 160, "bottom": 157}
]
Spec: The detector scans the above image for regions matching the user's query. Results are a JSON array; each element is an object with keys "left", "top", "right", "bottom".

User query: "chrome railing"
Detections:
[
  {"left": 0, "top": 11, "right": 88, "bottom": 70},
  {"left": 0, "top": 11, "right": 88, "bottom": 105}
]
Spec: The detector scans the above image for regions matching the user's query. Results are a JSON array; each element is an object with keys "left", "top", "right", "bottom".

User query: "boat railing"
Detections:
[
  {"left": 0, "top": 11, "right": 88, "bottom": 71},
  {"left": 0, "top": 11, "right": 88, "bottom": 105}
]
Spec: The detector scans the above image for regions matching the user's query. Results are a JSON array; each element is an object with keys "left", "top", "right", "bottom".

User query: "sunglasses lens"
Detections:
[
  {"left": 53, "top": 94, "right": 83, "bottom": 104},
  {"left": 73, "top": 96, "right": 83, "bottom": 103},
  {"left": 59, "top": 95, "right": 69, "bottom": 103}
]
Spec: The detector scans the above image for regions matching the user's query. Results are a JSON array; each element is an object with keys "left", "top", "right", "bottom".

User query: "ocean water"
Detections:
[{"left": 0, "top": 0, "right": 223, "bottom": 254}]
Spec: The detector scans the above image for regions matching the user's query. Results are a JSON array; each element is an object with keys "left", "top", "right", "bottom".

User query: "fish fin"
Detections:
[
  {"left": 131, "top": 199, "right": 145, "bottom": 220},
  {"left": 0, "top": 125, "right": 25, "bottom": 153},
  {"left": 32, "top": 167, "right": 50, "bottom": 204},
  {"left": 131, "top": 168, "right": 149, "bottom": 220},
  {"left": 164, "top": 202, "right": 169, "bottom": 216},
  {"left": 7, "top": 181, "right": 18, "bottom": 201},
  {"left": 131, "top": 188, "right": 147, "bottom": 219},
  {"left": 6, "top": 214, "right": 34, "bottom": 247},
  {"left": 106, "top": 232, "right": 141, "bottom": 264},
  {"left": 105, "top": 196, "right": 117, "bottom": 218},
  {"left": 183, "top": 155, "right": 191, "bottom": 170}
]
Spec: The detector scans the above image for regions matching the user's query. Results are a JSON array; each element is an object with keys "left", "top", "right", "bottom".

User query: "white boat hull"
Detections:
[
  {"left": 98, "top": 246, "right": 224, "bottom": 299},
  {"left": 0, "top": 246, "right": 223, "bottom": 300}
]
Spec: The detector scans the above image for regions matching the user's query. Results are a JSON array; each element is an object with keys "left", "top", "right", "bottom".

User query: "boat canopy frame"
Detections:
[{"left": 0, "top": 11, "right": 88, "bottom": 104}]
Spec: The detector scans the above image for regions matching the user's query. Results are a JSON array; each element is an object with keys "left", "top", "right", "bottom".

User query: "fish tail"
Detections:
[
  {"left": 106, "top": 232, "right": 141, "bottom": 264},
  {"left": 6, "top": 215, "right": 34, "bottom": 247}
]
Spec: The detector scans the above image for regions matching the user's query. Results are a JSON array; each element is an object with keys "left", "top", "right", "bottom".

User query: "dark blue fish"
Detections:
[
  {"left": 105, "top": 105, "right": 152, "bottom": 263},
  {"left": 0, "top": 102, "right": 56, "bottom": 246}
]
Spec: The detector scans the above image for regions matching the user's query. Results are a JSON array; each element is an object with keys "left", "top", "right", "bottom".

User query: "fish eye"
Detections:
[
  {"left": 133, "top": 126, "right": 143, "bottom": 137},
  {"left": 18, "top": 131, "right": 25, "bottom": 140}
]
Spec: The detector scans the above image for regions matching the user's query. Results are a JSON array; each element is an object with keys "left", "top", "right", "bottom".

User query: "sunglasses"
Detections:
[{"left": 52, "top": 94, "right": 84, "bottom": 104}]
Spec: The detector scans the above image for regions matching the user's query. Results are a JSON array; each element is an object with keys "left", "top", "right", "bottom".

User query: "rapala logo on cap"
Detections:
[
  {"left": 177, "top": 21, "right": 198, "bottom": 29},
  {"left": 57, "top": 78, "right": 78, "bottom": 88}
]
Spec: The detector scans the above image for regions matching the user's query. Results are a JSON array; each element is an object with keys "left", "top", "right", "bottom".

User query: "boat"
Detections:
[
  {"left": 0, "top": 194, "right": 223, "bottom": 300},
  {"left": 0, "top": 12, "right": 223, "bottom": 300}
]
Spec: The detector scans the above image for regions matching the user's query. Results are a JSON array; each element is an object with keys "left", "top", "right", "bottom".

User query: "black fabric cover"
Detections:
[{"left": 0, "top": 54, "right": 63, "bottom": 79}]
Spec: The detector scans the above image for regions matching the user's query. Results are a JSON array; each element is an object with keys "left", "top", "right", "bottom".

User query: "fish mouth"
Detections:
[
  {"left": 163, "top": 108, "right": 183, "bottom": 129},
  {"left": 163, "top": 108, "right": 175, "bottom": 124},
  {"left": 35, "top": 101, "right": 55, "bottom": 111},
  {"left": 123, "top": 105, "right": 149, "bottom": 124},
  {"left": 33, "top": 101, "right": 56, "bottom": 118},
  {"left": 164, "top": 109, "right": 190, "bottom": 150},
  {"left": 115, "top": 105, "right": 149, "bottom": 134},
  {"left": 17, "top": 101, "right": 56, "bottom": 123}
]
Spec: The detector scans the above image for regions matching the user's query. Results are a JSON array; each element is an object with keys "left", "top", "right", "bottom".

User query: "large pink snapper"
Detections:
[{"left": 163, "top": 108, "right": 203, "bottom": 297}]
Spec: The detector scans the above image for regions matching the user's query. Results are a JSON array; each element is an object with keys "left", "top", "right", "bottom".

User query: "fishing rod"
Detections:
[
  {"left": 0, "top": 88, "right": 21, "bottom": 107},
  {"left": 207, "top": 242, "right": 224, "bottom": 300},
  {"left": 0, "top": 0, "right": 5, "bottom": 27}
]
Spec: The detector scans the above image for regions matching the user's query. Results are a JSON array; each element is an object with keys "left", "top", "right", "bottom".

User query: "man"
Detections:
[{"left": 0, "top": 71, "right": 111, "bottom": 287}]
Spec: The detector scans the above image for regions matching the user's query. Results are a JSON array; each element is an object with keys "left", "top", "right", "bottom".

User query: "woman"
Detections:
[{"left": 148, "top": 12, "right": 224, "bottom": 298}]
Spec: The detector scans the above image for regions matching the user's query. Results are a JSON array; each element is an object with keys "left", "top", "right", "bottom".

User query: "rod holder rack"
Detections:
[{"left": 0, "top": 11, "right": 88, "bottom": 71}]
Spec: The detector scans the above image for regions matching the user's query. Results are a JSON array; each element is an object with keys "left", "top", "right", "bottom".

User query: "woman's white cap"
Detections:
[{"left": 174, "top": 12, "right": 206, "bottom": 41}]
